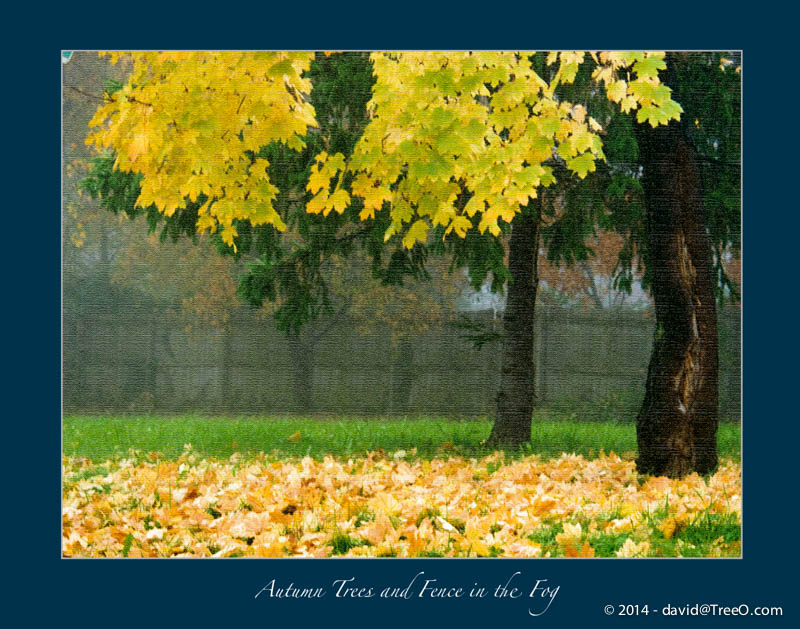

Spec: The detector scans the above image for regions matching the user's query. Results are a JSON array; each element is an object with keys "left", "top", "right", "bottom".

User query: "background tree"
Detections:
[
  {"left": 538, "top": 230, "right": 649, "bottom": 310},
  {"left": 63, "top": 53, "right": 132, "bottom": 309}
]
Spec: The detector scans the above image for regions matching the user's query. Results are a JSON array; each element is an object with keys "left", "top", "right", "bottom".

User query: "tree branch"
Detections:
[
  {"left": 64, "top": 85, "right": 107, "bottom": 103},
  {"left": 694, "top": 155, "right": 741, "bottom": 170},
  {"left": 309, "top": 299, "right": 352, "bottom": 346}
]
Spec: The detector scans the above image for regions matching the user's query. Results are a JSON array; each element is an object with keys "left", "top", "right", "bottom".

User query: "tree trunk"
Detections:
[
  {"left": 487, "top": 208, "right": 540, "bottom": 448},
  {"left": 634, "top": 101, "right": 719, "bottom": 478}
]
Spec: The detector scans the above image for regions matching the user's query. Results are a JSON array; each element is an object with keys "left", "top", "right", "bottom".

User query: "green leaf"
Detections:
[
  {"left": 430, "top": 107, "right": 457, "bottom": 128},
  {"left": 566, "top": 153, "right": 597, "bottom": 179},
  {"left": 633, "top": 55, "right": 667, "bottom": 79}
]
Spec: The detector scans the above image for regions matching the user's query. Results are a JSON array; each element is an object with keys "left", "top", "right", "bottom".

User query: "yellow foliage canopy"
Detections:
[
  {"left": 86, "top": 52, "right": 317, "bottom": 250},
  {"left": 86, "top": 51, "right": 681, "bottom": 251},
  {"left": 309, "top": 51, "right": 682, "bottom": 246}
]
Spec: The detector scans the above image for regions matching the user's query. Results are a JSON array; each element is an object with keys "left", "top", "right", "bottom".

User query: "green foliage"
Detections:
[
  {"left": 542, "top": 53, "right": 740, "bottom": 304},
  {"left": 81, "top": 153, "right": 201, "bottom": 244},
  {"left": 435, "top": 226, "right": 511, "bottom": 292},
  {"left": 450, "top": 315, "right": 504, "bottom": 350},
  {"left": 675, "top": 52, "right": 741, "bottom": 302}
]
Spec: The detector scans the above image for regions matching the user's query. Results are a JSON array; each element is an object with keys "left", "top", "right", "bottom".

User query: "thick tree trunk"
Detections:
[
  {"left": 487, "top": 209, "right": 540, "bottom": 448},
  {"left": 634, "top": 110, "right": 719, "bottom": 478}
]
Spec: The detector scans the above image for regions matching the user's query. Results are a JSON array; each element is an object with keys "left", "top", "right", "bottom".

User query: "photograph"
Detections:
[{"left": 62, "top": 50, "right": 742, "bottom": 561}]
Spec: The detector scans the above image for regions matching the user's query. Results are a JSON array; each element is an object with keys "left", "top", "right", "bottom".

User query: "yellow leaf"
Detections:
[
  {"left": 659, "top": 517, "right": 677, "bottom": 539},
  {"left": 127, "top": 133, "right": 149, "bottom": 162},
  {"left": 329, "top": 189, "right": 351, "bottom": 214},
  {"left": 383, "top": 222, "right": 399, "bottom": 243},
  {"left": 445, "top": 215, "right": 472, "bottom": 238},
  {"left": 606, "top": 80, "right": 627, "bottom": 104},
  {"left": 402, "top": 219, "right": 429, "bottom": 249},
  {"left": 306, "top": 164, "right": 331, "bottom": 195},
  {"left": 306, "top": 190, "right": 329, "bottom": 215},
  {"left": 555, "top": 522, "right": 582, "bottom": 547},
  {"left": 616, "top": 538, "right": 650, "bottom": 558},
  {"left": 592, "top": 65, "right": 613, "bottom": 84},
  {"left": 359, "top": 184, "right": 392, "bottom": 214}
]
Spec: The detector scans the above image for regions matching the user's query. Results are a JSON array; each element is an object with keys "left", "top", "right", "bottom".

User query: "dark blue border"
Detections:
[{"left": 35, "top": 5, "right": 795, "bottom": 626}]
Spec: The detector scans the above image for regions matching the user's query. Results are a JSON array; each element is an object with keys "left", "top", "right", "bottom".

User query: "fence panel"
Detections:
[{"left": 62, "top": 305, "right": 741, "bottom": 421}]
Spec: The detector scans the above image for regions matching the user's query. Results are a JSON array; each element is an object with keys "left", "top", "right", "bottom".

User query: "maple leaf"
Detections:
[
  {"left": 555, "top": 521, "right": 582, "bottom": 547},
  {"left": 329, "top": 189, "right": 351, "bottom": 214},
  {"left": 579, "top": 541, "right": 595, "bottom": 557},
  {"left": 616, "top": 538, "right": 650, "bottom": 558},
  {"left": 402, "top": 219, "right": 430, "bottom": 249},
  {"left": 306, "top": 165, "right": 330, "bottom": 195}
]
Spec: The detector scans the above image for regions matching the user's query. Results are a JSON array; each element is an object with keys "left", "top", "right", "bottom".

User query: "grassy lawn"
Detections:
[
  {"left": 62, "top": 414, "right": 742, "bottom": 558},
  {"left": 62, "top": 414, "right": 741, "bottom": 463}
]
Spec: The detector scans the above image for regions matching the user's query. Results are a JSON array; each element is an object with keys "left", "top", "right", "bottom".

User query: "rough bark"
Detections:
[
  {"left": 634, "top": 107, "right": 719, "bottom": 478},
  {"left": 487, "top": 209, "right": 540, "bottom": 448}
]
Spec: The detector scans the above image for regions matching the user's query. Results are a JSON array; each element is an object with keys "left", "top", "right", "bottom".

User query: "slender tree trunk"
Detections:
[
  {"left": 286, "top": 303, "right": 349, "bottom": 414},
  {"left": 487, "top": 208, "right": 540, "bottom": 448},
  {"left": 634, "top": 92, "right": 719, "bottom": 478}
]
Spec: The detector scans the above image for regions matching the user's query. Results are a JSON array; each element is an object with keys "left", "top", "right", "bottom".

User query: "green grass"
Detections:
[
  {"left": 62, "top": 414, "right": 741, "bottom": 463},
  {"left": 523, "top": 501, "right": 742, "bottom": 558},
  {"left": 329, "top": 533, "right": 371, "bottom": 555}
]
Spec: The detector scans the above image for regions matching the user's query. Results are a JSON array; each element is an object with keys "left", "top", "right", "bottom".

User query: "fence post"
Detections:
[
  {"left": 538, "top": 310, "right": 548, "bottom": 405},
  {"left": 149, "top": 308, "right": 158, "bottom": 410},
  {"left": 222, "top": 323, "right": 232, "bottom": 413}
]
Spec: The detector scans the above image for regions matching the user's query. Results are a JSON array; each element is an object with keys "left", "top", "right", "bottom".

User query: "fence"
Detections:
[{"left": 62, "top": 304, "right": 741, "bottom": 421}]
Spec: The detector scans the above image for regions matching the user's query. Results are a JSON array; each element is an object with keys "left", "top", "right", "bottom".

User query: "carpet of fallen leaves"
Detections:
[{"left": 62, "top": 446, "right": 741, "bottom": 558}]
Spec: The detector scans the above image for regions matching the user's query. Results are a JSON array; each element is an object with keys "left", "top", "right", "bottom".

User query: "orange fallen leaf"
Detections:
[{"left": 62, "top": 450, "right": 741, "bottom": 558}]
